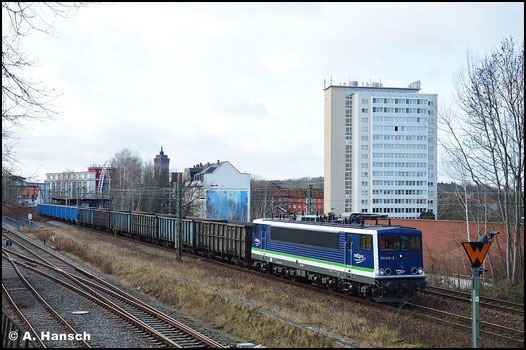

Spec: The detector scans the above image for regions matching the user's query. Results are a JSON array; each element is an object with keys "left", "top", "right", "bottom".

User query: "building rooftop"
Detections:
[{"left": 323, "top": 80, "right": 422, "bottom": 91}]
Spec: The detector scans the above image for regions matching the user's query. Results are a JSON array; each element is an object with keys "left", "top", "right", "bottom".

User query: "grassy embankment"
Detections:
[{"left": 24, "top": 225, "right": 426, "bottom": 348}]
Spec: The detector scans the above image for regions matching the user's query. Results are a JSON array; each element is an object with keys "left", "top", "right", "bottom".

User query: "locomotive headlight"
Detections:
[
  {"left": 418, "top": 267, "right": 424, "bottom": 274},
  {"left": 379, "top": 268, "right": 385, "bottom": 276},
  {"left": 385, "top": 268, "right": 391, "bottom": 275},
  {"left": 411, "top": 267, "right": 417, "bottom": 274}
]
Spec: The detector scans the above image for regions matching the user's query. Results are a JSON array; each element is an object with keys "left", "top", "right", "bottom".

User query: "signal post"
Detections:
[{"left": 461, "top": 230, "right": 499, "bottom": 348}]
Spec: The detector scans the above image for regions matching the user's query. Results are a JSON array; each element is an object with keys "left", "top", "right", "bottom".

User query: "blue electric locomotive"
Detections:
[{"left": 251, "top": 217, "right": 426, "bottom": 302}]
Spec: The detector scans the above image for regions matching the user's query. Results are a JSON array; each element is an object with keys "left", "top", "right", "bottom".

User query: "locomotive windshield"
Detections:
[{"left": 379, "top": 235, "right": 421, "bottom": 251}]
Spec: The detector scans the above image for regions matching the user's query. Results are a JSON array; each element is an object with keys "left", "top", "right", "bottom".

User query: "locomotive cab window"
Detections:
[
  {"left": 360, "top": 235, "right": 372, "bottom": 250},
  {"left": 400, "top": 235, "right": 421, "bottom": 251},
  {"left": 380, "top": 235, "right": 421, "bottom": 251},
  {"left": 379, "top": 236, "right": 400, "bottom": 251}
]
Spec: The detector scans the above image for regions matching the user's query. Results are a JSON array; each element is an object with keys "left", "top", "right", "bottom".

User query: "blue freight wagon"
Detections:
[
  {"left": 93, "top": 209, "right": 110, "bottom": 231},
  {"left": 110, "top": 210, "right": 131, "bottom": 234},
  {"left": 37, "top": 204, "right": 78, "bottom": 222},
  {"left": 182, "top": 218, "right": 195, "bottom": 251},
  {"left": 79, "top": 207, "right": 95, "bottom": 226},
  {"left": 157, "top": 215, "right": 177, "bottom": 248},
  {"left": 156, "top": 215, "right": 196, "bottom": 250},
  {"left": 131, "top": 212, "right": 157, "bottom": 242}
]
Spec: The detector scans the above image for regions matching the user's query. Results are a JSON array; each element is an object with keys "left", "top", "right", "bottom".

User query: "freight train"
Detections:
[{"left": 36, "top": 204, "right": 426, "bottom": 302}]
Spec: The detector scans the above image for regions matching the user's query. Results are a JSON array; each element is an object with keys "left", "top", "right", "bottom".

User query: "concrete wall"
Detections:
[{"left": 324, "top": 87, "right": 346, "bottom": 214}]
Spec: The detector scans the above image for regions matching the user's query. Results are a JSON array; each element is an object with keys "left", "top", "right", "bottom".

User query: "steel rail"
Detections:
[
  {"left": 16, "top": 219, "right": 523, "bottom": 347},
  {"left": 142, "top": 240, "right": 526, "bottom": 347},
  {"left": 2, "top": 283, "right": 46, "bottom": 348},
  {"left": 3, "top": 225, "right": 225, "bottom": 348},
  {"left": 3, "top": 250, "right": 185, "bottom": 348},
  {"left": 424, "top": 285, "right": 524, "bottom": 315},
  {"left": 402, "top": 302, "right": 523, "bottom": 344},
  {"left": 3, "top": 247, "right": 220, "bottom": 348},
  {"left": 2, "top": 252, "right": 91, "bottom": 348},
  {"left": 38, "top": 219, "right": 524, "bottom": 347}
]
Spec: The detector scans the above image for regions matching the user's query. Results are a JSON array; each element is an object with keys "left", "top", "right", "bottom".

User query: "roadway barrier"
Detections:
[
  {"left": 17, "top": 217, "right": 35, "bottom": 229},
  {"left": 2, "top": 216, "right": 20, "bottom": 229}
]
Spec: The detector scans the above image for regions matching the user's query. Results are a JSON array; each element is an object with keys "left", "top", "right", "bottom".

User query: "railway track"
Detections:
[
  {"left": 2, "top": 255, "right": 91, "bottom": 348},
  {"left": 423, "top": 285, "right": 524, "bottom": 315},
  {"left": 221, "top": 259, "right": 525, "bottom": 347},
  {"left": 224, "top": 257, "right": 523, "bottom": 346},
  {"left": 2, "top": 225, "right": 225, "bottom": 348},
  {"left": 401, "top": 301, "right": 523, "bottom": 346},
  {"left": 100, "top": 228, "right": 525, "bottom": 347},
  {"left": 18, "top": 219, "right": 524, "bottom": 348},
  {"left": 124, "top": 229, "right": 526, "bottom": 347}
]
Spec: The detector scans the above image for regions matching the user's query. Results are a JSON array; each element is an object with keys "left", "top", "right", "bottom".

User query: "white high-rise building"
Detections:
[{"left": 324, "top": 80, "right": 437, "bottom": 218}]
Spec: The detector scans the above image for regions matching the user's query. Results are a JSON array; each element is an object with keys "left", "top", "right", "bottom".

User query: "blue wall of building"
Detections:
[{"left": 206, "top": 190, "right": 248, "bottom": 221}]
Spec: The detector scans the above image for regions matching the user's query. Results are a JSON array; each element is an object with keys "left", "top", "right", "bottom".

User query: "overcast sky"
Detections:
[{"left": 7, "top": 2, "right": 524, "bottom": 182}]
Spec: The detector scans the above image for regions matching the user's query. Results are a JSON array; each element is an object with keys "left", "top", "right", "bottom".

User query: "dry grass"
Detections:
[
  {"left": 28, "top": 226, "right": 55, "bottom": 243},
  {"left": 25, "top": 225, "right": 423, "bottom": 347},
  {"left": 55, "top": 235, "right": 114, "bottom": 275}
]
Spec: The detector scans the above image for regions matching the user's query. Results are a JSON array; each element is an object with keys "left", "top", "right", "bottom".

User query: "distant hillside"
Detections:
[{"left": 437, "top": 182, "right": 465, "bottom": 192}]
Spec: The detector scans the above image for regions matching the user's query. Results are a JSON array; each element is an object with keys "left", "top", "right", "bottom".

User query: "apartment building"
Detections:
[
  {"left": 45, "top": 166, "right": 112, "bottom": 206},
  {"left": 324, "top": 80, "right": 437, "bottom": 218},
  {"left": 185, "top": 160, "right": 251, "bottom": 221}
]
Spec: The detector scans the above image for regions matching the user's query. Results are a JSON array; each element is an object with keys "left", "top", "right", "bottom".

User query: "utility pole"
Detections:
[
  {"left": 176, "top": 183, "right": 183, "bottom": 262},
  {"left": 472, "top": 265, "right": 480, "bottom": 348},
  {"left": 307, "top": 184, "right": 313, "bottom": 215},
  {"left": 168, "top": 187, "right": 171, "bottom": 214}
]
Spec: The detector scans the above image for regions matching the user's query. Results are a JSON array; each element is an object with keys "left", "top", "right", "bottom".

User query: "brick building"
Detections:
[
  {"left": 1, "top": 171, "right": 43, "bottom": 208},
  {"left": 269, "top": 187, "right": 324, "bottom": 215}
]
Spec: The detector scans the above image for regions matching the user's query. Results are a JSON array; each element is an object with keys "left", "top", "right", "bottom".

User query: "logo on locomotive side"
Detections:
[
  {"left": 353, "top": 253, "right": 366, "bottom": 264},
  {"left": 254, "top": 238, "right": 261, "bottom": 246}
]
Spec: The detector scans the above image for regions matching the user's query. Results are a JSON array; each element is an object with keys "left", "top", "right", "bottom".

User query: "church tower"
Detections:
[{"left": 154, "top": 146, "right": 170, "bottom": 185}]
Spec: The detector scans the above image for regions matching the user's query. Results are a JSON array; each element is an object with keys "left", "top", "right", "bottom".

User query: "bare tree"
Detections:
[
  {"left": 138, "top": 161, "right": 161, "bottom": 213},
  {"left": 2, "top": 2, "right": 87, "bottom": 172},
  {"left": 110, "top": 148, "right": 177, "bottom": 214},
  {"left": 109, "top": 148, "right": 143, "bottom": 211},
  {"left": 181, "top": 184, "right": 205, "bottom": 217},
  {"left": 250, "top": 177, "right": 275, "bottom": 219},
  {"left": 439, "top": 36, "right": 524, "bottom": 282}
]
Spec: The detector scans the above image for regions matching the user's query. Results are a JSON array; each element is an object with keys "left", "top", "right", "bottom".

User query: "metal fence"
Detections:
[{"left": 2, "top": 310, "right": 35, "bottom": 348}]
